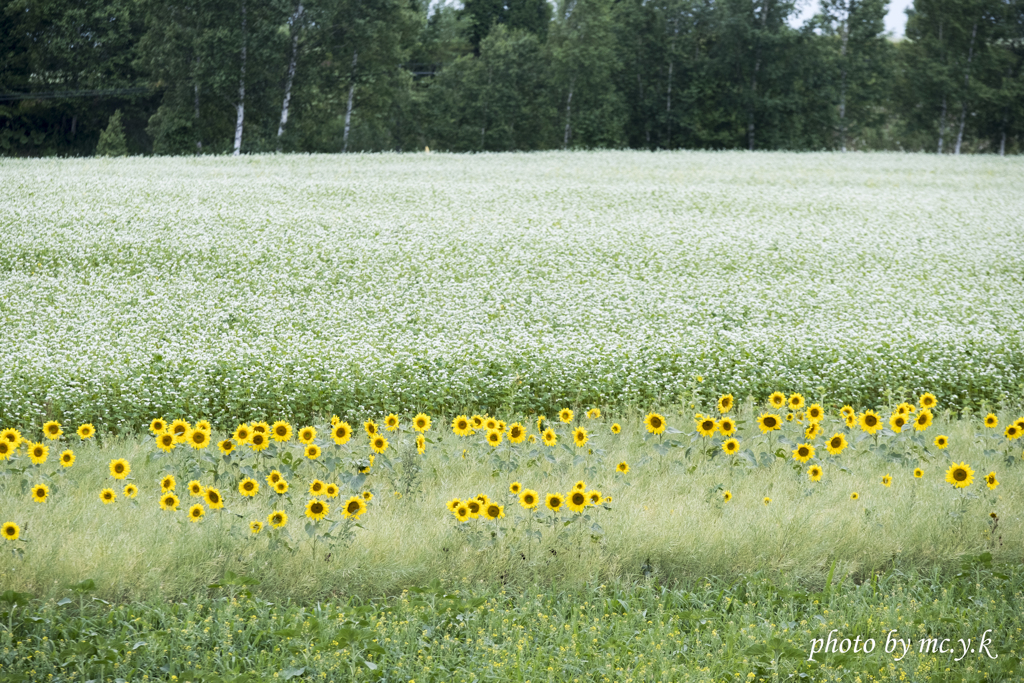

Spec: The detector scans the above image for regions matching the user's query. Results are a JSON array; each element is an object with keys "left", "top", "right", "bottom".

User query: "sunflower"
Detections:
[
  {"left": 161, "top": 475, "right": 176, "bottom": 492},
  {"left": 149, "top": 418, "right": 167, "bottom": 435},
  {"left": 945, "top": 462, "right": 974, "bottom": 488},
  {"left": 31, "top": 483, "right": 49, "bottom": 503},
  {"left": 792, "top": 444, "right": 814, "bottom": 463},
  {"left": 268, "top": 510, "right": 287, "bottom": 529},
  {"left": 1006, "top": 425, "right": 1021, "bottom": 440},
  {"left": 188, "top": 480, "right": 204, "bottom": 497},
  {"left": 217, "top": 439, "right": 235, "bottom": 456},
  {"left": 100, "top": 488, "right": 116, "bottom": 504},
  {"left": 452, "top": 415, "right": 473, "bottom": 436},
  {"left": 786, "top": 413, "right": 795, "bottom": 422},
  {"left": 305, "top": 480, "right": 324, "bottom": 496},
  {"left": 763, "top": 497, "right": 771, "bottom": 506},
  {"left": 542, "top": 428, "right": 557, "bottom": 446},
  {"left": 717, "top": 394, "right": 734, "bottom": 414},
  {"left": 475, "top": 493, "right": 490, "bottom": 506},
  {"left": 325, "top": 483, "right": 339, "bottom": 498},
  {"left": 294, "top": 426, "right": 315, "bottom": 445},
  {"left": 251, "top": 421, "right": 269, "bottom": 435},
  {"left": 187, "top": 429, "right": 210, "bottom": 450},
  {"left": 343, "top": 496, "right": 367, "bottom": 519},
  {"left": 363, "top": 420, "right": 378, "bottom": 437},
  {"left": 59, "top": 449, "right": 74, "bottom": 467},
  {"left": 859, "top": 410, "right": 883, "bottom": 435},
  {"left": 237, "top": 477, "right": 259, "bottom": 497},
  {"left": 567, "top": 490, "right": 588, "bottom": 513},
  {"left": 170, "top": 420, "right": 190, "bottom": 442},
  {"left": 416, "top": 435, "right": 426, "bottom": 454},
  {"left": 508, "top": 423, "right": 526, "bottom": 444},
  {"left": 644, "top": 412, "right": 666, "bottom": 435},
  {"left": 0, "top": 441, "right": 10, "bottom": 461},
  {"left": 559, "top": 409, "right": 574, "bottom": 424},
  {"left": 471, "top": 415, "right": 485, "bottom": 430},
  {"left": 330, "top": 421, "right": 352, "bottom": 445},
  {"left": 768, "top": 392, "right": 786, "bottom": 409},
  {"left": 805, "top": 422, "right": 822, "bottom": 440},
  {"left": 204, "top": 487, "right": 224, "bottom": 510},
  {"left": 756, "top": 413, "right": 781, "bottom": 434},
  {"left": 913, "top": 409, "right": 933, "bottom": 432},
  {"left": 803, "top": 404, "right": 822, "bottom": 423},
  {"left": 274, "top": 480, "right": 289, "bottom": 494},
  {"left": 611, "top": 423, "right": 621, "bottom": 434},
  {"left": 985, "top": 472, "right": 999, "bottom": 490},
  {"left": 722, "top": 438, "right": 740, "bottom": 455},
  {"left": 447, "top": 498, "right": 462, "bottom": 512},
  {"left": 249, "top": 432, "right": 269, "bottom": 452},
  {"left": 696, "top": 418, "right": 717, "bottom": 438},
  {"left": 1016, "top": 418, "right": 1024, "bottom": 431},
  {"left": 881, "top": 474, "right": 892, "bottom": 487},
  {"left": 983, "top": 413, "right": 997, "bottom": 428},
  {"left": 839, "top": 405, "right": 854, "bottom": 419},
  {"left": 42, "top": 420, "right": 62, "bottom": 440},
  {"left": 844, "top": 414, "right": 856, "bottom": 428},
  {"left": 616, "top": 461, "right": 630, "bottom": 474},
  {"left": 454, "top": 504, "right": 471, "bottom": 523},
  {"left": 788, "top": 393, "right": 805, "bottom": 411},
  {"left": 28, "top": 442, "right": 48, "bottom": 465},
  {"left": 519, "top": 489, "right": 539, "bottom": 509},
  {"left": 545, "top": 493, "right": 564, "bottom": 512},
  {"left": 483, "top": 429, "right": 502, "bottom": 448},
  {"left": 124, "top": 483, "right": 138, "bottom": 499},
  {"left": 722, "top": 490, "right": 732, "bottom": 503},
  {"left": 75, "top": 423, "right": 95, "bottom": 440},
  {"left": 357, "top": 455, "right": 374, "bottom": 474},
  {"left": 583, "top": 408, "right": 599, "bottom": 420},
  {"left": 109, "top": 458, "right": 130, "bottom": 479},
  {"left": 913, "top": 468, "right": 924, "bottom": 478},
  {"left": 587, "top": 491, "right": 602, "bottom": 505},
  {"left": 2, "top": 522, "right": 20, "bottom": 541},
  {"left": 384, "top": 414, "right": 400, "bottom": 432},
  {"left": 808, "top": 465, "right": 823, "bottom": 482},
  {"left": 409, "top": 412, "right": 431, "bottom": 433},
  {"left": 306, "top": 499, "right": 329, "bottom": 521},
  {"left": 250, "top": 521, "right": 263, "bottom": 534},
  {"left": 370, "top": 435, "right": 389, "bottom": 454},
  {"left": 231, "top": 424, "right": 251, "bottom": 444},
  {"left": 932, "top": 435, "right": 948, "bottom": 449},
  {"left": 572, "top": 427, "right": 588, "bottom": 448},
  {"left": 160, "top": 492, "right": 180, "bottom": 511},
  {"left": 483, "top": 503, "right": 504, "bottom": 520},
  {"left": 889, "top": 414, "right": 906, "bottom": 433},
  {"left": 331, "top": 415, "right": 340, "bottom": 426},
  {"left": 850, "top": 492, "right": 859, "bottom": 501},
  {"left": 826, "top": 433, "right": 848, "bottom": 455},
  {"left": 919, "top": 393, "right": 936, "bottom": 409},
  {"left": 156, "top": 433, "right": 176, "bottom": 452},
  {"left": 712, "top": 418, "right": 734, "bottom": 437},
  {"left": 529, "top": 435, "right": 537, "bottom": 443},
  {"left": 270, "top": 421, "right": 293, "bottom": 442}
]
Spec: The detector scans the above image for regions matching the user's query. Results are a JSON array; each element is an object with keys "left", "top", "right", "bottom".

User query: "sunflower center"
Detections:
[
  {"left": 348, "top": 502, "right": 359, "bottom": 513},
  {"left": 652, "top": 417, "right": 662, "bottom": 428},
  {"left": 799, "top": 447, "right": 809, "bottom": 457},
  {"left": 765, "top": 417, "right": 776, "bottom": 428},
  {"left": 312, "top": 502, "right": 324, "bottom": 514},
  {"left": 831, "top": 438, "right": 841, "bottom": 448},
  {"left": 866, "top": 416, "right": 877, "bottom": 426},
  {"left": 244, "top": 482, "right": 253, "bottom": 491},
  {"left": 115, "top": 464, "right": 124, "bottom": 473},
  {"left": 954, "top": 469, "right": 967, "bottom": 481}
]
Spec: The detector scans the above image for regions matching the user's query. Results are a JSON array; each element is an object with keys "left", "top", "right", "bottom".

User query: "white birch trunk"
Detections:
[
  {"left": 937, "top": 94, "right": 947, "bottom": 154},
  {"left": 194, "top": 81, "right": 202, "bottom": 153},
  {"left": 954, "top": 21, "right": 978, "bottom": 156},
  {"left": 563, "top": 79, "right": 574, "bottom": 149},
  {"left": 233, "top": 0, "right": 247, "bottom": 157},
  {"left": 277, "top": 3, "right": 304, "bottom": 149},
  {"left": 342, "top": 51, "right": 358, "bottom": 153}
]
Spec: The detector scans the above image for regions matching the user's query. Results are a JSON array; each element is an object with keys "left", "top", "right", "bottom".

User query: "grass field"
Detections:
[{"left": 1, "top": 152, "right": 1023, "bottom": 430}]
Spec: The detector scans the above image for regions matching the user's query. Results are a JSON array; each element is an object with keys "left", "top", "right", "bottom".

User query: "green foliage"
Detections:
[{"left": 96, "top": 110, "right": 129, "bottom": 156}]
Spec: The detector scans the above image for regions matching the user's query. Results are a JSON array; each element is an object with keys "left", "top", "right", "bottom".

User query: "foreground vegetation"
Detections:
[
  {"left": 2, "top": 564, "right": 1022, "bottom": 682},
  {"left": 2, "top": 153, "right": 1024, "bottom": 431}
]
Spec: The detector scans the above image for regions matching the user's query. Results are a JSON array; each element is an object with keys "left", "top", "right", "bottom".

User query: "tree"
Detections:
[{"left": 96, "top": 109, "right": 128, "bottom": 155}]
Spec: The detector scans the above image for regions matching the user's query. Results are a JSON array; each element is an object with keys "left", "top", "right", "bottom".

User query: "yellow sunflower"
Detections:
[
  {"left": 587, "top": 408, "right": 601, "bottom": 419},
  {"left": 160, "top": 492, "right": 179, "bottom": 511},
  {"left": 232, "top": 424, "right": 252, "bottom": 444},
  {"left": 332, "top": 421, "right": 352, "bottom": 445},
  {"left": 59, "top": 449, "right": 74, "bottom": 467},
  {"left": 452, "top": 415, "right": 473, "bottom": 436},
  {"left": 945, "top": 462, "right": 974, "bottom": 488},
  {"left": 447, "top": 498, "right": 462, "bottom": 512},
  {"left": 826, "top": 433, "right": 848, "bottom": 455},
  {"left": 587, "top": 491, "right": 602, "bottom": 505},
  {"left": 889, "top": 414, "right": 906, "bottom": 433},
  {"left": 792, "top": 444, "right": 814, "bottom": 463},
  {"left": 914, "top": 468, "right": 923, "bottom": 478},
  {"left": 149, "top": 418, "right": 167, "bottom": 435},
  {"left": 722, "top": 438, "right": 740, "bottom": 455},
  {"left": 859, "top": 410, "right": 883, "bottom": 435},
  {"left": 509, "top": 481, "right": 522, "bottom": 494},
  {"left": 204, "top": 487, "right": 224, "bottom": 510},
  {"left": 362, "top": 491, "right": 374, "bottom": 501},
  {"left": 507, "top": 423, "right": 526, "bottom": 444},
  {"left": 788, "top": 393, "right": 805, "bottom": 411},
  {"left": 644, "top": 412, "right": 666, "bottom": 435},
  {"left": 717, "top": 418, "right": 736, "bottom": 437},
  {"left": 274, "top": 480, "right": 289, "bottom": 494},
  {"left": 806, "top": 404, "right": 823, "bottom": 423},
  {"left": 722, "top": 490, "right": 732, "bottom": 502},
  {"left": 194, "top": 420, "right": 211, "bottom": 434},
  {"left": 567, "top": 490, "right": 588, "bottom": 513},
  {"left": 100, "top": 488, "right": 116, "bottom": 504},
  {"left": 0, "top": 441, "right": 12, "bottom": 461},
  {"left": 934, "top": 435, "right": 948, "bottom": 449},
  {"left": 28, "top": 442, "right": 48, "bottom": 465},
  {"left": 156, "top": 432, "right": 176, "bottom": 452},
  {"left": 559, "top": 409, "right": 574, "bottom": 424},
  {"left": 416, "top": 435, "right": 426, "bottom": 454},
  {"left": 306, "top": 499, "right": 329, "bottom": 521},
  {"left": 984, "top": 413, "right": 998, "bottom": 428},
  {"left": 768, "top": 392, "right": 786, "bottom": 409},
  {"left": 718, "top": 394, "right": 734, "bottom": 414},
  {"left": 31, "top": 483, "right": 49, "bottom": 503},
  {"left": 805, "top": 422, "right": 821, "bottom": 440},
  {"left": 343, "top": 496, "right": 367, "bottom": 519},
  {"left": 239, "top": 478, "right": 259, "bottom": 497},
  {"left": 304, "top": 444, "right": 322, "bottom": 461},
  {"left": 696, "top": 418, "right": 717, "bottom": 438},
  {"left": 471, "top": 415, "right": 485, "bottom": 430},
  {"left": 611, "top": 423, "right": 621, "bottom": 434},
  {"left": 519, "top": 489, "right": 539, "bottom": 509},
  {"left": 109, "top": 458, "right": 130, "bottom": 479},
  {"left": 218, "top": 439, "right": 235, "bottom": 456},
  {"left": 363, "top": 420, "right": 378, "bottom": 437},
  {"left": 188, "top": 480, "right": 204, "bottom": 497},
  {"left": 840, "top": 405, "right": 855, "bottom": 419},
  {"left": 160, "top": 475, "right": 176, "bottom": 492},
  {"left": 297, "top": 426, "right": 316, "bottom": 444},
  {"left": 454, "top": 504, "right": 471, "bottom": 523},
  {"left": 186, "top": 503, "right": 205, "bottom": 521},
  {"left": 808, "top": 465, "right": 823, "bottom": 482},
  {"left": 919, "top": 393, "right": 937, "bottom": 409},
  {"left": 486, "top": 429, "right": 503, "bottom": 447},
  {"left": 271, "top": 421, "right": 293, "bottom": 442},
  {"left": 545, "top": 492, "right": 564, "bottom": 512},
  {"left": 881, "top": 474, "right": 892, "bottom": 487},
  {"left": 913, "top": 409, "right": 933, "bottom": 432},
  {"left": 850, "top": 492, "right": 859, "bottom": 500},
  {"left": 384, "top": 414, "right": 400, "bottom": 432},
  {"left": 370, "top": 435, "right": 389, "bottom": 454},
  {"left": 413, "top": 413, "right": 431, "bottom": 432},
  {"left": 170, "top": 420, "right": 190, "bottom": 442},
  {"left": 985, "top": 472, "right": 999, "bottom": 490},
  {"left": 483, "top": 503, "right": 504, "bottom": 521},
  {"left": 756, "top": 413, "right": 781, "bottom": 434},
  {"left": 186, "top": 428, "right": 210, "bottom": 450},
  {"left": 250, "top": 521, "right": 263, "bottom": 534},
  {"left": 542, "top": 428, "right": 557, "bottom": 446},
  {"left": 2, "top": 522, "right": 20, "bottom": 541},
  {"left": 77, "top": 423, "right": 95, "bottom": 440},
  {"left": 42, "top": 420, "right": 62, "bottom": 440},
  {"left": 763, "top": 497, "right": 771, "bottom": 506},
  {"left": 844, "top": 414, "right": 856, "bottom": 428},
  {"left": 308, "top": 479, "right": 325, "bottom": 496},
  {"left": 1005, "top": 425, "right": 1021, "bottom": 441},
  {"left": 572, "top": 426, "right": 588, "bottom": 448},
  {"left": 268, "top": 510, "right": 287, "bottom": 529},
  {"left": 616, "top": 461, "right": 630, "bottom": 474},
  {"left": 251, "top": 421, "right": 269, "bottom": 435},
  {"left": 249, "top": 432, "right": 269, "bottom": 452},
  {"left": 325, "top": 483, "right": 339, "bottom": 498},
  {"left": 124, "top": 484, "right": 138, "bottom": 499}
]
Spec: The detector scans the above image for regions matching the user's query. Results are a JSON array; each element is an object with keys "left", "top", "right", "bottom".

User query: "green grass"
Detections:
[{"left": 1, "top": 566, "right": 1021, "bottom": 682}]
